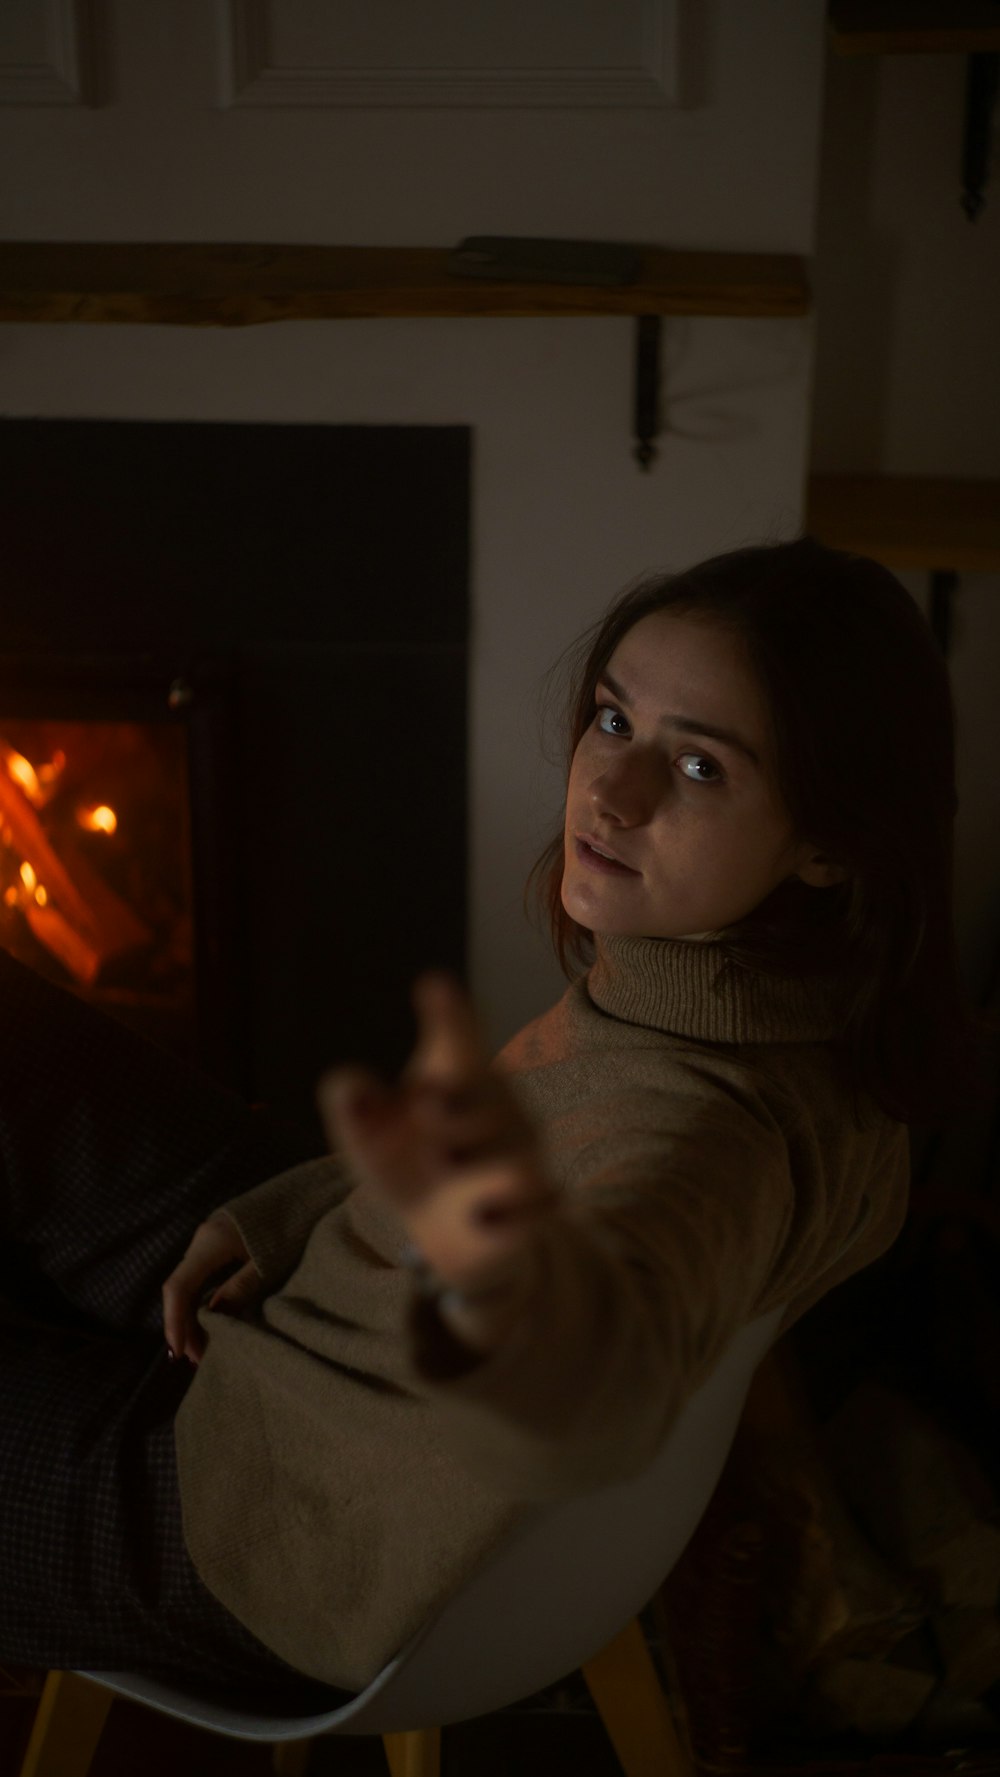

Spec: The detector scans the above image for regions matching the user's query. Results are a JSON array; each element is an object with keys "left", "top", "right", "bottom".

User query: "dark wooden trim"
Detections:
[
  {"left": 806, "top": 473, "right": 1000, "bottom": 572},
  {"left": 829, "top": 1, "right": 1000, "bottom": 56},
  {"left": 0, "top": 242, "right": 810, "bottom": 326}
]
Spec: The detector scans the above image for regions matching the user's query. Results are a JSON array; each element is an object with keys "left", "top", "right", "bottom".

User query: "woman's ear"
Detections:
[{"left": 794, "top": 849, "right": 848, "bottom": 888}]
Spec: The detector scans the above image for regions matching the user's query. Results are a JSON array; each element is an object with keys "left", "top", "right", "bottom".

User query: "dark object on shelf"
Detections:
[
  {"left": 929, "top": 569, "right": 959, "bottom": 655},
  {"left": 962, "top": 52, "right": 999, "bottom": 219},
  {"left": 634, "top": 315, "right": 662, "bottom": 471},
  {"left": 448, "top": 236, "right": 642, "bottom": 287}
]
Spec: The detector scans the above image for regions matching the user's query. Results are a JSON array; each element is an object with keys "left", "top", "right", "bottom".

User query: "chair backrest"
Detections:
[
  {"left": 82, "top": 1302, "right": 786, "bottom": 1741},
  {"left": 340, "top": 1300, "right": 787, "bottom": 1731}
]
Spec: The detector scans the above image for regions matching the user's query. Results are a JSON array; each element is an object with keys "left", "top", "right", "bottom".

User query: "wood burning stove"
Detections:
[
  {"left": 0, "top": 419, "right": 470, "bottom": 1142},
  {"left": 0, "top": 652, "right": 239, "bottom": 1080}
]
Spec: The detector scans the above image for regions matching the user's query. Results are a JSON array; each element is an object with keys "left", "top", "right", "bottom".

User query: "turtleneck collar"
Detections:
[{"left": 588, "top": 933, "right": 843, "bottom": 1045}]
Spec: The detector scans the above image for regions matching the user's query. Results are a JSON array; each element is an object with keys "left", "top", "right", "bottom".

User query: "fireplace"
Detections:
[
  {"left": 0, "top": 419, "right": 470, "bottom": 1143},
  {"left": 0, "top": 703, "right": 195, "bottom": 1047}
]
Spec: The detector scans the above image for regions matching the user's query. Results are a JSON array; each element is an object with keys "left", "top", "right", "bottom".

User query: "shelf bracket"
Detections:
[
  {"left": 961, "top": 52, "right": 998, "bottom": 220},
  {"left": 633, "top": 315, "right": 662, "bottom": 471}
]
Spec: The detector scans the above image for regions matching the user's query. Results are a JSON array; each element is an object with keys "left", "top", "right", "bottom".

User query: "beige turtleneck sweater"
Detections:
[{"left": 173, "top": 936, "right": 910, "bottom": 1691}]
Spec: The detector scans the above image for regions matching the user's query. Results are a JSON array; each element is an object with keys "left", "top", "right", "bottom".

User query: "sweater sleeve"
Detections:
[
  {"left": 406, "top": 1091, "right": 795, "bottom": 1500},
  {"left": 219, "top": 1154, "right": 355, "bottom": 1291}
]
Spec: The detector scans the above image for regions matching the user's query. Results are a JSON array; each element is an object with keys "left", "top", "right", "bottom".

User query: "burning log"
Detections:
[
  {"left": 0, "top": 743, "right": 151, "bottom": 985},
  {"left": 0, "top": 752, "right": 99, "bottom": 937}
]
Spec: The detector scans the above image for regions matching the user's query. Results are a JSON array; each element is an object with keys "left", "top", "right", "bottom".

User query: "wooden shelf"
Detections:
[
  {"left": 806, "top": 474, "right": 1000, "bottom": 573},
  {"left": 829, "top": 2, "right": 1000, "bottom": 55},
  {"left": 0, "top": 242, "right": 810, "bottom": 327}
]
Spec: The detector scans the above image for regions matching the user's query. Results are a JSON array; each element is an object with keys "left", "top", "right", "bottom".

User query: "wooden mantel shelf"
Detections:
[
  {"left": 0, "top": 243, "right": 810, "bottom": 327},
  {"left": 829, "top": 1, "right": 1000, "bottom": 55},
  {"left": 807, "top": 473, "right": 1000, "bottom": 573}
]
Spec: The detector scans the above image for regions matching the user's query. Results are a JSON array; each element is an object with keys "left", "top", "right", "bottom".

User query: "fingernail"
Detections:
[{"left": 166, "top": 1343, "right": 177, "bottom": 1361}]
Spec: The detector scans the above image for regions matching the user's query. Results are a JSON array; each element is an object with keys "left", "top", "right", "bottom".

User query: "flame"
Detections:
[
  {"left": 3, "top": 886, "right": 17, "bottom": 907},
  {"left": 6, "top": 751, "right": 41, "bottom": 803},
  {"left": 38, "top": 749, "right": 66, "bottom": 786},
  {"left": 35, "top": 884, "right": 48, "bottom": 907},
  {"left": 19, "top": 862, "right": 37, "bottom": 894},
  {"left": 78, "top": 804, "right": 117, "bottom": 835}
]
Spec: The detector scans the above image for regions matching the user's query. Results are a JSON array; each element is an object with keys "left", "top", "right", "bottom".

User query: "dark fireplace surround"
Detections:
[{"left": 0, "top": 419, "right": 470, "bottom": 1143}]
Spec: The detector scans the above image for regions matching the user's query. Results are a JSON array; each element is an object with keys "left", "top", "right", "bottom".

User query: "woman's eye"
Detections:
[
  {"left": 596, "top": 706, "right": 630, "bottom": 737},
  {"left": 678, "top": 753, "right": 723, "bottom": 785}
]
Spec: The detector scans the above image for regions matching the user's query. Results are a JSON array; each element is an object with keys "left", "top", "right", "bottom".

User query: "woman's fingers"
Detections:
[
  {"left": 161, "top": 1255, "right": 207, "bottom": 1366},
  {"left": 317, "top": 974, "right": 554, "bottom": 1289},
  {"left": 161, "top": 1213, "right": 257, "bottom": 1367},
  {"left": 318, "top": 1066, "right": 408, "bottom": 1182},
  {"left": 407, "top": 972, "right": 485, "bottom": 1086}
]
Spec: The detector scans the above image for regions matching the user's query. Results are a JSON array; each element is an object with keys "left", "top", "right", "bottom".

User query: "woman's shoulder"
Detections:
[
  {"left": 495, "top": 976, "right": 672, "bottom": 1082},
  {"left": 497, "top": 979, "right": 779, "bottom": 1125},
  {"left": 496, "top": 972, "right": 901, "bottom": 1167}
]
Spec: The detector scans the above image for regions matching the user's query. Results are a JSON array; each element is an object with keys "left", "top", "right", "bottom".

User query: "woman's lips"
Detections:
[{"left": 574, "top": 835, "right": 639, "bottom": 875}]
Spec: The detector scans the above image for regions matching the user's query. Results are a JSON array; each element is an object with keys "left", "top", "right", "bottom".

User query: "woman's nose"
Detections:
[{"left": 587, "top": 751, "right": 660, "bottom": 826}]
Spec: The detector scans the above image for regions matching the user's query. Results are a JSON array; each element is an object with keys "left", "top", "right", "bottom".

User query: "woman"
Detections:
[{"left": 1, "top": 537, "right": 990, "bottom": 1700}]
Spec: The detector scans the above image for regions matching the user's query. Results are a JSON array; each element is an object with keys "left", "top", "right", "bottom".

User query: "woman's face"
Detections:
[{"left": 560, "top": 609, "right": 841, "bottom": 942}]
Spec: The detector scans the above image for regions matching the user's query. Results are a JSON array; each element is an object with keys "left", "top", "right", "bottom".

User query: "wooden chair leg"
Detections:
[
  {"left": 581, "top": 1616, "right": 694, "bottom": 1777},
  {"left": 382, "top": 1726, "right": 442, "bottom": 1777},
  {"left": 19, "top": 1671, "right": 113, "bottom": 1777},
  {"left": 272, "top": 1738, "right": 315, "bottom": 1775}
]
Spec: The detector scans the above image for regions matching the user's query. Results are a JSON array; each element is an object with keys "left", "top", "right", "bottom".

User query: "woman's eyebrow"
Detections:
[{"left": 597, "top": 669, "right": 761, "bottom": 767}]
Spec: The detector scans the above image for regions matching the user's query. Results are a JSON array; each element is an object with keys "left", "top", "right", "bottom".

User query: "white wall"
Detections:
[
  {"left": 0, "top": 0, "right": 827, "bottom": 1051},
  {"left": 810, "top": 47, "right": 1000, "bottom": 1000}
]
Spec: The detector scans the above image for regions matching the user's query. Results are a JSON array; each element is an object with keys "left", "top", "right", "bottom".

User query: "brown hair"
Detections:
[{"left": 528, "top": 537, "right": 995, "bottom": 1131}]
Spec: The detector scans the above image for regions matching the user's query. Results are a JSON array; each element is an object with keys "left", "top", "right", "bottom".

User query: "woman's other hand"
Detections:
[
  {"left": 318, "top": 973, "right": 557, "bottom": 1330},
  {"left": 161, "top": 1211, "right": 262, "bottom": 1366}
]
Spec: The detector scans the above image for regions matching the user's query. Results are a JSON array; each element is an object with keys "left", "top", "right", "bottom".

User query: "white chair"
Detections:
[{"left": 19, "top": 1303, "right": 786, "bottom": 1777}]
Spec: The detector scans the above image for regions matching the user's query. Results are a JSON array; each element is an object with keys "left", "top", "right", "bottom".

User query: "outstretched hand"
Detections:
[{"left": 318, "top": 973, "right": 557, "bottom": 1302}]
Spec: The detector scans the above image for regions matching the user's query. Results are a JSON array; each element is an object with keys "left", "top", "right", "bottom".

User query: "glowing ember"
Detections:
[
  {"left": 6, "top": 751, "right": 41, "bottom": 803},
  {"left": 77, "top": 804, "right": 118, "bottom": 835}
]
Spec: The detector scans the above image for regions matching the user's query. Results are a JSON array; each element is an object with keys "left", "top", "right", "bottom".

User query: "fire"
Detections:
[
  {"left": 0, "top": 722, "right": 166, "bottom": 991},
  {"left": 1, "top": 743, "right": 64, "bottom": 809},
  {"left": 77, "top": 804, "right": 118, "bottom": 835},
  {"left": 6, "top": 751, "right": 41, "bottom": 803},
  {"left": 14, "top": 861, "right": 49, "bottom": 908},
  {"left": 38, "top": 750, "right": 65, "bottom": 787}
]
